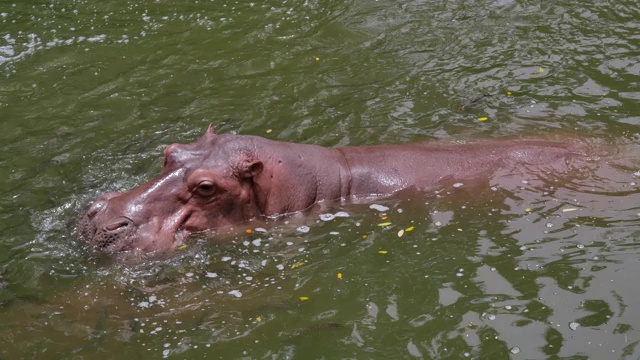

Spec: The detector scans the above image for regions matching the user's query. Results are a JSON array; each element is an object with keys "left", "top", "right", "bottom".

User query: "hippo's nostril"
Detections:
[
  {"left": 85, "top": 203, "right": 103, "bottom": 220},
  {"left": 104, "top": 219, "right": 131, "bottom": 232}
]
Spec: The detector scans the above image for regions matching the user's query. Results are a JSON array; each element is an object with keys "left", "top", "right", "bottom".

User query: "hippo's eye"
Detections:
[{"left": 195, "top": 181, "right": 217, "bottom": 197}]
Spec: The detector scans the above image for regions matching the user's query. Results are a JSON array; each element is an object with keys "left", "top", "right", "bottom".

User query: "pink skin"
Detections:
[{"left": 80, "top": 128, "right": 584, "bottom": 253}]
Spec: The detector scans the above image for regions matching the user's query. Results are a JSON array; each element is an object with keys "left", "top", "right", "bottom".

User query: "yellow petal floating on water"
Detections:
[
  {"left": 405, "top": 226, "right": 415, "bottom": 232},
  {"left": 315, "top": 57, "right": 320, "bottom": 61},
  {"left": 457, "top": 228, "right": 463, "bottom": 232},
  {"left": 337, "top": 272, "right": 342, "bottom": 279},
  {"left": 291, "top": 261, "right": 305, "bottom": 269},
  {"left": 178, "top": 244, "right": 187, "bottom": 249},
  {"left": 525, "top": 208, "right": 531, "bottom": 213},
  {"left": 362, "top": 234, "right": 368, "bottom": 239},
  {"left": 378, "top": 250, "right": 388, "bottom": 254},
  {"left": 246, "top": 229, "right": 253, "bottom": 234},
  {"left": 539, "top": 67, "right": 544, "bottom": 73},
  {"left": 299, "top": 296, "right": 309, "bottom": 301},
  {"left": 378, "top": 222, "right": 392, "bottom": 227},
  {"left": 506, "top": 91, "right": 512, "bottom": 95},
  {"left": 266, "top": 129, "right": 272, "bottom": 134},
  {"left": 256, "top": 317, "right": 262, "bottom": 322},
  {"left": 478, "top": 117, "right": 488, "bottom": 122},
  {"left": 381, "top": 216, "right": 388, "bottom": 220},
  {"left": 398, "top": 229, "right": 405, "bottom": 237}
]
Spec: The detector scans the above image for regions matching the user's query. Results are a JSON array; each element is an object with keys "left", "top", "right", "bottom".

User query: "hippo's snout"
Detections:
[
  {"left": 91, "top": 216, "right": 135, "bottom": 250},
  {"left": 80, "top": 192, "right": 137, "bottom": 252}
]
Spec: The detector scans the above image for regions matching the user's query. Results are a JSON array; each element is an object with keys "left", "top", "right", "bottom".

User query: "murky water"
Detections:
[{"left": 2, "top": 0, "right": 640, "bottom": 358}]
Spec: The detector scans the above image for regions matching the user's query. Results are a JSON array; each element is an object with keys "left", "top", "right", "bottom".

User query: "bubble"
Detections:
[
  {"left": 319, "top": 214, "right": 335, "bottom": 221},
  {"left": 370, "top": 204, "right": 389, "bottom": 211}
]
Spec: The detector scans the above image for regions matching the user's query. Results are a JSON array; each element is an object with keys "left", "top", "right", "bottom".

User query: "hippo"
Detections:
[{"left": 80, "top": 127, "right": 585, "bottom": 253}]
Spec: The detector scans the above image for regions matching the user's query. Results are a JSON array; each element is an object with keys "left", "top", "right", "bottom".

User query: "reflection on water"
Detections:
[{"left": 3, "top": 0, "right": 640, "bottom": 358}]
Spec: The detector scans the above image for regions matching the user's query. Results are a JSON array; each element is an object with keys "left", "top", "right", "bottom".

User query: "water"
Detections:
[{"left": 2, "top": 0, "right": 640, "bottom": 358}]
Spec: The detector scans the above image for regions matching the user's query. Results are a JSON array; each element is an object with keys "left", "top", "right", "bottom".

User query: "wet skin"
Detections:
[{"left": 80, "top": 128, "right": 585, "bottom": 253}]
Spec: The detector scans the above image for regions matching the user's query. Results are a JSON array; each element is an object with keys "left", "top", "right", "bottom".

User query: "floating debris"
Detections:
[
  {"left": 299, "top": 296, "right": 309, "bottom": 301},
  {"left": 378, "top": 250, "right": 388, "bottom": 254},
  {"left": 296, "top": 225, "right": 310, "bottom": 233},
  {"left": 337, "top": 273, "right": 342, "bottom": 279},
  {"left": 453, "top": 183, "right": 464, "bottom": 188},
  {"left": 228, "top": 290, "right": 243, "bottom": 298},
  {"left": 510, "top": 346, "right": 520, "bottom": 354},
  {"left": 569, "top": 322, "right": 579, "bottom": 331},
  {"left": 562, "top": 208, "right": 577, "bottom": 213},
  {"left": 397, "top": 229, "right": 405, "bottom": 237},
  {"left": 291, "top": 262, "right": 304, "bottom": 269},
  {"left": 205, "top": 272, "right": 218, "bottom": 278},
  {"left": 378, "top": 222, "right": 392, "bottom": 227}
]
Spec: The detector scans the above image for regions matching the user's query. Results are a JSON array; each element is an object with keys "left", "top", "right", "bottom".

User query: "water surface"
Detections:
[{"left": 2, "top": 0, "right": 640, "bottom": 358}]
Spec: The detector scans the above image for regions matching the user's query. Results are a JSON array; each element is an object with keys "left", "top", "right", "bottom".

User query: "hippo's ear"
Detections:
[{"left": 239, "top": 160, "right": 263, "bottom": 179}]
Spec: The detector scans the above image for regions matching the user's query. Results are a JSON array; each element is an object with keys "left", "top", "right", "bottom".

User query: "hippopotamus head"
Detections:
[{"left": 79, "top": 127, "right": 265, "bottom": 253}]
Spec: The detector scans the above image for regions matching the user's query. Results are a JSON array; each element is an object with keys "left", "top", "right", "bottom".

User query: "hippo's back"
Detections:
[{"left": 339, "top": 139, "right": 583, "bottom": 195}]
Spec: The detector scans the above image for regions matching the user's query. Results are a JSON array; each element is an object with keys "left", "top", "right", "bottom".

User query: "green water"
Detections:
[{"left": 2, "top": 0, "right": 640, "bottom": 358}]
